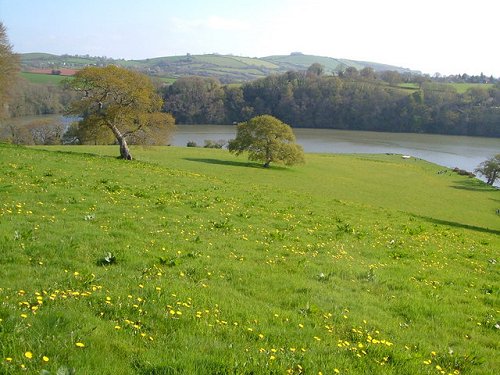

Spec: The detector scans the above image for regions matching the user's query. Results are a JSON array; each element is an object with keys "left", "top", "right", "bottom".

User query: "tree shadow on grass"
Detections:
[
  {"left": 183, "top": 158, "right": 290, "bottom": 171},
  {"left": 415, "top": 215, "right": 500, "bottom": 236},
  {"left": 451, "top": 178, "right": 497, "bottom": 192}
]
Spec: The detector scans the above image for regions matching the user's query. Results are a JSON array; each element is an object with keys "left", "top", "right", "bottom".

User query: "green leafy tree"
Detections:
[
  {"left": 475, "top": 154, "right": 500, "bottom": 186},
  {"left": 67, "top": 65, "right": 174, "bottom": 159},
  {"left": 307, "top": 63, "right": 324, "bottom": 77},
  {"left": 228, "top": 115, "right": 305, "bottom": 168},
  {"left": 0, "top": 22, "right": 20, "bottom": 119},
  {"left": 163, "top": 76, "right": 225, "bottom": 124}
]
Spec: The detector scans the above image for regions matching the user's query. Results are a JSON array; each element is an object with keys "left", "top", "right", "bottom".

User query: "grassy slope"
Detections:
[
  {"left": 449, "top": 83, "right": 494, "bottom": 94},
  {"left": 1, "top": 144, "right": 498, "bottom": 374},
  {"left": 20, "top": 53, "right": 414, "bottom": 83},
  {"left": 263, "top": 54, "right": 347, "bottom": 74},
  {"left": 19, "top": 72, "right": 69, "bottom": 85}
]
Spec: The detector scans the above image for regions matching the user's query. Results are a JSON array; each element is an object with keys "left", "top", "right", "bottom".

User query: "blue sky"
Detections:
[{"left": 1, "top": 0, "right": 499, "bottom": 76}]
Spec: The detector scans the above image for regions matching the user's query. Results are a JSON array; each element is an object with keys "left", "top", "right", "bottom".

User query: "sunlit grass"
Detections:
[
  {"left": 1, "top": 144, "right": 498, "bottom": 374},
  {"left": 20, "top": 72, "right": 69, "bottom": 85}
]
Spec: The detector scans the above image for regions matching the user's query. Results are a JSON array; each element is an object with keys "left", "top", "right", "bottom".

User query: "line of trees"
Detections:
[
  {"left": 162, "top": 67, "right": 500, "bottom": 137},
  {"left": 7, "top": 78, "right": 77, "bottom": 117}
]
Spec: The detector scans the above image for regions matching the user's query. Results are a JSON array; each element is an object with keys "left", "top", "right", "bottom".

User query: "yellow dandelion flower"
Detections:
[
  {"left": 334, "top": 369, "right": 340, "bottom": 374},
  {"left": 42, "top": 356, "right": 49, "bottom": 362},
  {"left": 24, "top": 352, "right": 33, "bottom": 359},
  {"left": 5, "top": 357, "right": 13, "bottom": 362},
  {"left": 20, "top": 314, "right": 28, "bottom": 319},
  {"left": 75, "top": 342, "right": 85, "bottom": 348},
  {"left": 269, "top": 355, "right": 276, "bottom": 360}
]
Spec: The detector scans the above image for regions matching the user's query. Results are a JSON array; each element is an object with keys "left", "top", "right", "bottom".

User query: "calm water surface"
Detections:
[{"left": 173, "top": 125, "right": 500, "bottom": 173}]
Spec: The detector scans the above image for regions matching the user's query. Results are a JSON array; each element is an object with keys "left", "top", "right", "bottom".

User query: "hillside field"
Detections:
[
  {"left": 19, "top": 72, "right": 69, "bottom": 85},
  {"left": 20, "top": 52, "right": 416, "bottom": 83},
  {"left": 0, "top": 144, "right": 498, "bottom": 374}
]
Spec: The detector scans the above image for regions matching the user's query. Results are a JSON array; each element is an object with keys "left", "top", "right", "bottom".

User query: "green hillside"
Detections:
[
  {"left": 20, "top": 72, "right": 68, "bottom": 85},
  {"left": 1, "top": 143, "right": 498, "bottom": 374},
  {"left": 20, "top": 52, "right": 106, "bottom": 68},
  {"left": 20, "top": 52, "right": 416, "bottom": 83}
]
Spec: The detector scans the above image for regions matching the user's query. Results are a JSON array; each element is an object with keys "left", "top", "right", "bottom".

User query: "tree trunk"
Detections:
[
  {"left": 119, "top": 138, "right": 132, "bottom": 160},
  {"left": 108, "top": 122, "right": 133, "bottom": 160},
  {"left": 488, "top": 170, "right": 497, "bottom": 185}
]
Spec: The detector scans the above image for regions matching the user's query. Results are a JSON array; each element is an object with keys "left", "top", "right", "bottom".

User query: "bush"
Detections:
[{"left": 203, "top": 139, "right": 226, "bottom": 149}]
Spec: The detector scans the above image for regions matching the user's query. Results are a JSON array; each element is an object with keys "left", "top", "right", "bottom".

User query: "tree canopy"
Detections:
[
  {"left": 161, "top": 66, "right": 500, "bottom": 137},
  {"left": 0, "top": 22, "right": 19, "bottom": 119},
  {"left": 163, "top": 76, "right": 225, "bottom": 124},
  {"left": 67, "top": 65, "right": 175, "bottom": 159},
  {"left": 228, "top": 115, "right": 305, "bottom": 168},
  {"left": 475, "top": 154, "right": 500, "bottom": 186}
]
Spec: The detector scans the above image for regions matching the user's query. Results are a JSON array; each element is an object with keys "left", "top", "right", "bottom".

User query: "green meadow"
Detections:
[
  {"left": 20, "top": 72, "right": 69, "bottom": 85},
  {"left": 0, "top": 144, "right": 498, "bottom": 374}
]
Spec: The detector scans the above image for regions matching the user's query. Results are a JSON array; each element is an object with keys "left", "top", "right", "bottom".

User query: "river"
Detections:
[
  {"left": 172, "top": 124, "right": 500, "bottom": 174},
  {"left": 10, "top": 116, "right": 498, "bottom": 180}
]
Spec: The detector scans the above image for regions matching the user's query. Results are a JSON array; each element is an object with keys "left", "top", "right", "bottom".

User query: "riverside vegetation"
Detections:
[{"left": 0, "top": 144, "right": 498, "bottom": 374}]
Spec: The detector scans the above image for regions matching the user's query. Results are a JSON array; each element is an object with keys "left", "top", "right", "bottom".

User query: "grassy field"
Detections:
[
  {"left": 0, "top": 144, "right": 498, "bottom": 374},
  {"left": 449, "top": 83, "right": 494, "bottom": 94},
  {"left": 20, "top": 72, "right": 69, "bottom": 85},
  {"left": 21, "top": 52, "right": 415, "bottom": 83},
  {"left": 397, "top": 82, "right": 494, "bottom": 94}
]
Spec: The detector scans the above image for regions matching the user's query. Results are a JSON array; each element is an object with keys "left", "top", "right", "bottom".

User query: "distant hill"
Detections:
[{"left": 20, "top": 52, "right": 418, "bottom": 83}]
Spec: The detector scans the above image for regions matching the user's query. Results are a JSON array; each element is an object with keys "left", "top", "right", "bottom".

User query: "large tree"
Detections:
[
  {"left": 67, "top": 65, "right": 174, "bottom": 159},
  {"left": 0, "top": 22, "right": 20, "bottom": 118},
  {"left": 475, "top": 154, "right": 500, "bottom": 186},
  {"left": 228, "top": 115, "right": 305, "bottom": 168}
]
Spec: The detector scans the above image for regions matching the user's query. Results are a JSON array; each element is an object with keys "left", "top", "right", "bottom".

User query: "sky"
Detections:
[{"left": 1, "top": 0, "right": 499, "bottom": 76}]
